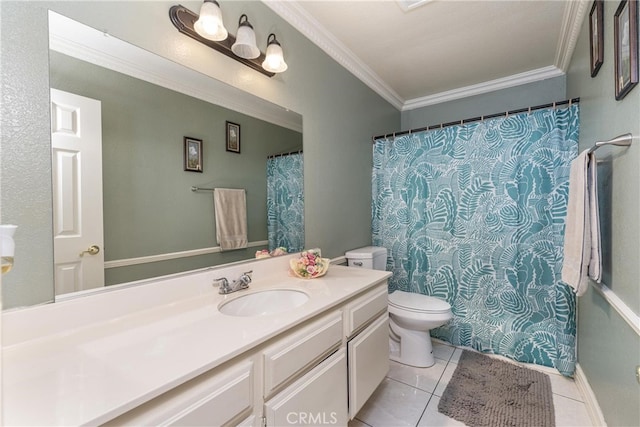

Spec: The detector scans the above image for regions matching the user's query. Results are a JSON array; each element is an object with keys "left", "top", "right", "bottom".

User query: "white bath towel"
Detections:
[
  {"left": 561, "top": 151, "right": 601, "bottom": 296},
  {"left": 587, "top": 152, "right": 602, "bottom": 282},
  {"left": 213, "top": 188, "right": 248, "bottom": 250}
]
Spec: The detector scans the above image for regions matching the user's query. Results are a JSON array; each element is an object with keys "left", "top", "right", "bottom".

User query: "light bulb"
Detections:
[
  {"left": 262, "top": 34, "right": 287, "bottom": 73},
  {"left": 194, "top": 0, "right": 228, "bottom": 41}
]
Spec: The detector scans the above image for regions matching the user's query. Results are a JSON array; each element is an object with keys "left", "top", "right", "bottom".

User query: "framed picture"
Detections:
[
  {"left": 614, "top": 0, "right": 638, "bottom": 100},
  {"left": 184, "top": 136, "right": 203, "bottom": 172},
  {"left": 590, "top": 0, "right": 604, "bottom": 77},
  {"left": 226, "top": 121, "right": 241, "bottom": 153}
]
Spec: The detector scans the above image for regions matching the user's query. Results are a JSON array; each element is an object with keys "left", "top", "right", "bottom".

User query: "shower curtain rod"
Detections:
[
  {"left": 372, "top": 97, "right": 580, "bottom": 142},
  {"left": 267, "top": 149, "right": 303, "bottom": 159}
]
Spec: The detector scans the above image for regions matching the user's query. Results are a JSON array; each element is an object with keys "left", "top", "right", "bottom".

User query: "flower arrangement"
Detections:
[{"left": 289, "top": 248, "right": 329, "bottom": 279}]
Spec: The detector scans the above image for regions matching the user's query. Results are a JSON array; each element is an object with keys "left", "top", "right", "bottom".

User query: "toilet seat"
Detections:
[{"left": 388, "top": 290, "right": 451, "bottom": 314}]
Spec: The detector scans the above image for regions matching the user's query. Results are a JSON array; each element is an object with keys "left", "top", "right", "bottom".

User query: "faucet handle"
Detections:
[
  {"left": 214, "top": 277, "right": 229, "bottom": 289},
  {"left": 240, "top": 270, "right": 253, "bottom": 284}
]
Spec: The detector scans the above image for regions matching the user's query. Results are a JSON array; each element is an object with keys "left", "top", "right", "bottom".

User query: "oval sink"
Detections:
[{"left": 218, "top": 289, "right": 309, "bottom": 317}]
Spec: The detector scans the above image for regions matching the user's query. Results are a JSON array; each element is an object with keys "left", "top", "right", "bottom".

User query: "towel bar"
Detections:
[{"left": 587, "top": 133, "right": 633, "bottom": 154}]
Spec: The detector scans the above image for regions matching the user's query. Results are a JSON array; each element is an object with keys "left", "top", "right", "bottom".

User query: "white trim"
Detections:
[
  {"left": 262, "top": 1, "right": 405, "bottom": 111},
  {"left": 591, "top": 282, "right": 640, "bottom": 336},
  {"left": 555, "top": 0, "right": 589, "bottom": 72},
  {"left": 104, "top": 241, "right": 269, "bottom": 269},
  {"left": 264, "top": 1, "right": 585, "bottom": 112},
  {"left": 401, "top": 66, "right": 564, "bottom": 111},
  {"left": 575, "top": 363, "right": 608, "bottom": 427}
]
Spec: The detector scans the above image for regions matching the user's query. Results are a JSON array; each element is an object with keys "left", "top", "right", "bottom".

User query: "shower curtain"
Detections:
[
  {"left": 372, "top": 104, "right": 579, "bottom": 376},
  {"left": 267, "top": 152, "right": 304, "bottom": 252}
]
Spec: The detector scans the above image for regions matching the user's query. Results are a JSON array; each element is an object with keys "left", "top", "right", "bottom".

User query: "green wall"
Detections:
[
  {"left": 0, "top": 1, "right": 399, "bottom": 309},
  {"left": 50, "top": 52, "right": 301, "bottom": 285},
  {"left": 565, "top": 2, "right": 640, "bottom": 426}
]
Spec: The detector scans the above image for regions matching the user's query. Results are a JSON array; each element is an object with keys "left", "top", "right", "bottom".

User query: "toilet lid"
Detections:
[{"left": 388, "top": 290, "right": 451, "bottom": 313}]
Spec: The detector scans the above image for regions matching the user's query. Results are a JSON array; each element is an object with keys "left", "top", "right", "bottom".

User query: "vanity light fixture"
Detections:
[
  {"left": 193, "top": 0, "right": 228, "bottom": 41},
  {"left": 231, "top": 14, "right": 260, "bottom": 59},
  {"left": 169, "top": 3, "right": 288, "bottom": 77},
  {"left": 262, "top": 34, "right": 288, "bottom": 73}
]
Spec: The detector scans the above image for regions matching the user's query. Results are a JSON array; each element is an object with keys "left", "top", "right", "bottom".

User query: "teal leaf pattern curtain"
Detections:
[
  {"left": 372, "top": 105, "right": 579, "bottom": 376},
  {"left": 267, "top": 153, "right": 304, "bottom": 252}
]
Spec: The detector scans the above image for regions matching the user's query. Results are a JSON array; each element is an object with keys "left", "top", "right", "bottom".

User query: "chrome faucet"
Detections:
[{"left": 216, "top": 270, "right": 252, "bottom": 294}]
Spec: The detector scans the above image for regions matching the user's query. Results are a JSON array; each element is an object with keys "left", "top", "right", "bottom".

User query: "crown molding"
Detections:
[
  {"left": 262, "top": 0, "right": 405, "bottom": 110},
  {"left": 555, "top": 0, "right": 589, "bottom": 72},
  {"left": 402, "top": 66, "right": 565, "bottom": 111},
  {"left": 265, "top": 1, "right": 586, "bottom": 112}
]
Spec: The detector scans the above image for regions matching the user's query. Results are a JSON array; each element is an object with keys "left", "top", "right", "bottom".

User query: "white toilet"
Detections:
[{"left": 345, "top": 246, "right": 453, "bottom": 368}]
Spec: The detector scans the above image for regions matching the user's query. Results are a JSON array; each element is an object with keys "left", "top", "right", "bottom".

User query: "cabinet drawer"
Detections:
[
  {"left": 344, "top": 282, "right": 388, "bottom": 337},
  {"left": 104, "top": 360, "right": 253, "bottom": 426},
  {"left": 265, "top": 348, "right": 348, "bottom": 427},
  {"left": 263, "top": 311, "right": 342, "bottom": 397},
  {"left": 348, "top": 313, "right": 389, "bottom": 419}
]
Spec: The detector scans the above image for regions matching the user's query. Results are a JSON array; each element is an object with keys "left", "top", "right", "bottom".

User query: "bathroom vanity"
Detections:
[{"left": 2, "top": 255, "right": 391, "bottom": 426}]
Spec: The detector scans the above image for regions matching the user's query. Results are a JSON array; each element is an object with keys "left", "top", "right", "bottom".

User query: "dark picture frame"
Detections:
[
  {"left": 590, "top": 0, "right": 604, "bottom": 77},
  {"left": 184, "top": 136, "right": 203, "bottom": 172},
  {"left": 226, "top": 121, "right": 241, "bottom": 153},
  {"left": 614, "top": 0, "right": 638, "bottom": 100}
]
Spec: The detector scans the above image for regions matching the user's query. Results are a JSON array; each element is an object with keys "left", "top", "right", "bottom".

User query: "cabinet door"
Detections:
[
  {"left": 348, "top": 313, "right": 389, "bottom": 419},
  {"left": 103, "top": 361, "right": 253, "bottom": 426},
  {"left": 265, "top": 349, "right": 348, "bottom": 426}
]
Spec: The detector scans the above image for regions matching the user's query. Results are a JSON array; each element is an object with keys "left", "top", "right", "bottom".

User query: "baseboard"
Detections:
[{"left": 574, "top": 363, "right": 607, "bottom": 427}]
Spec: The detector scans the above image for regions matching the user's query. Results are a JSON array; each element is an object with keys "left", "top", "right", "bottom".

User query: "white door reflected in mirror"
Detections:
[{"left": 51, "top": 89, "right": 105, "bottom": 294}]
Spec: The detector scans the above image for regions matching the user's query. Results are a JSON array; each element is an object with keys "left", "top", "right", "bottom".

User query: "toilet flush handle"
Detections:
[{"left": 352, "top": 261, "right": 363, "bottom": 267}]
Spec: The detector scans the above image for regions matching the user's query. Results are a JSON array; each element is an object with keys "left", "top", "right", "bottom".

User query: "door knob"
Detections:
[{"left": 79, "top": 245, "right": 100, "bottom": 257}]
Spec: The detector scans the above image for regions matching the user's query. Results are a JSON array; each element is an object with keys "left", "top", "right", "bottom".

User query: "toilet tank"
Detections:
[{"left": 345, "top": 246, "right": 387, "bottom": 270}]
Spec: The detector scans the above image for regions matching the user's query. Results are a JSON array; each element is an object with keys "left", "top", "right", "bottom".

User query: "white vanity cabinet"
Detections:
[
  {"left": 104, "top": 359, "right": 254, "bottom": 426},
  {"left": 343, "top": 282, "right": 389, "bottom": 419},
  {"left": 264, "top": 348, "right": 348, "bottom": 427},
  {"left": 262, "top": 311, "right": 343, "bottom": 398},
  {"left": 100, "top": 281, "right": 389, "bottom": 426},
  {"left": 105, "top": 282, "right": 389, "bottom": 426}
]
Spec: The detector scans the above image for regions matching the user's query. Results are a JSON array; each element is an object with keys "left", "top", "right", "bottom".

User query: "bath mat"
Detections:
[{"left": 438, "top": 350, "right": 555, "bottom": 427}]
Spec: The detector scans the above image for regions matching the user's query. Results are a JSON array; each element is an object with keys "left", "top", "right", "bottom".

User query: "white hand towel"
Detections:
[
  {"left": 587, "top": 152, "right": 602, "bottom": 282},
  {"left": 561, "top": 151, "right": 602, "bottom": 296},
  {"left": 213, "top": 188, "right": 248, "bottom": 250}
]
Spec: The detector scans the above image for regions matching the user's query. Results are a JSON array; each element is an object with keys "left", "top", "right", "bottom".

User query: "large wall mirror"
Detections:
[{"left": 1, "top": 11, "right": 303, "bottom": 310}]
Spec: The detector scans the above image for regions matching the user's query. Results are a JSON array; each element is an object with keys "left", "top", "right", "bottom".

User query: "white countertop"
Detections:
[{"left": 2, "top": 259, "right": 391, "bottom": 426}]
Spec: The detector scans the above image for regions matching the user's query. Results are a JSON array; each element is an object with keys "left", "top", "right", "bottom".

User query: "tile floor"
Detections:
[{"left": 349, "top": 341, "right": 593, "bottom": 427}]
